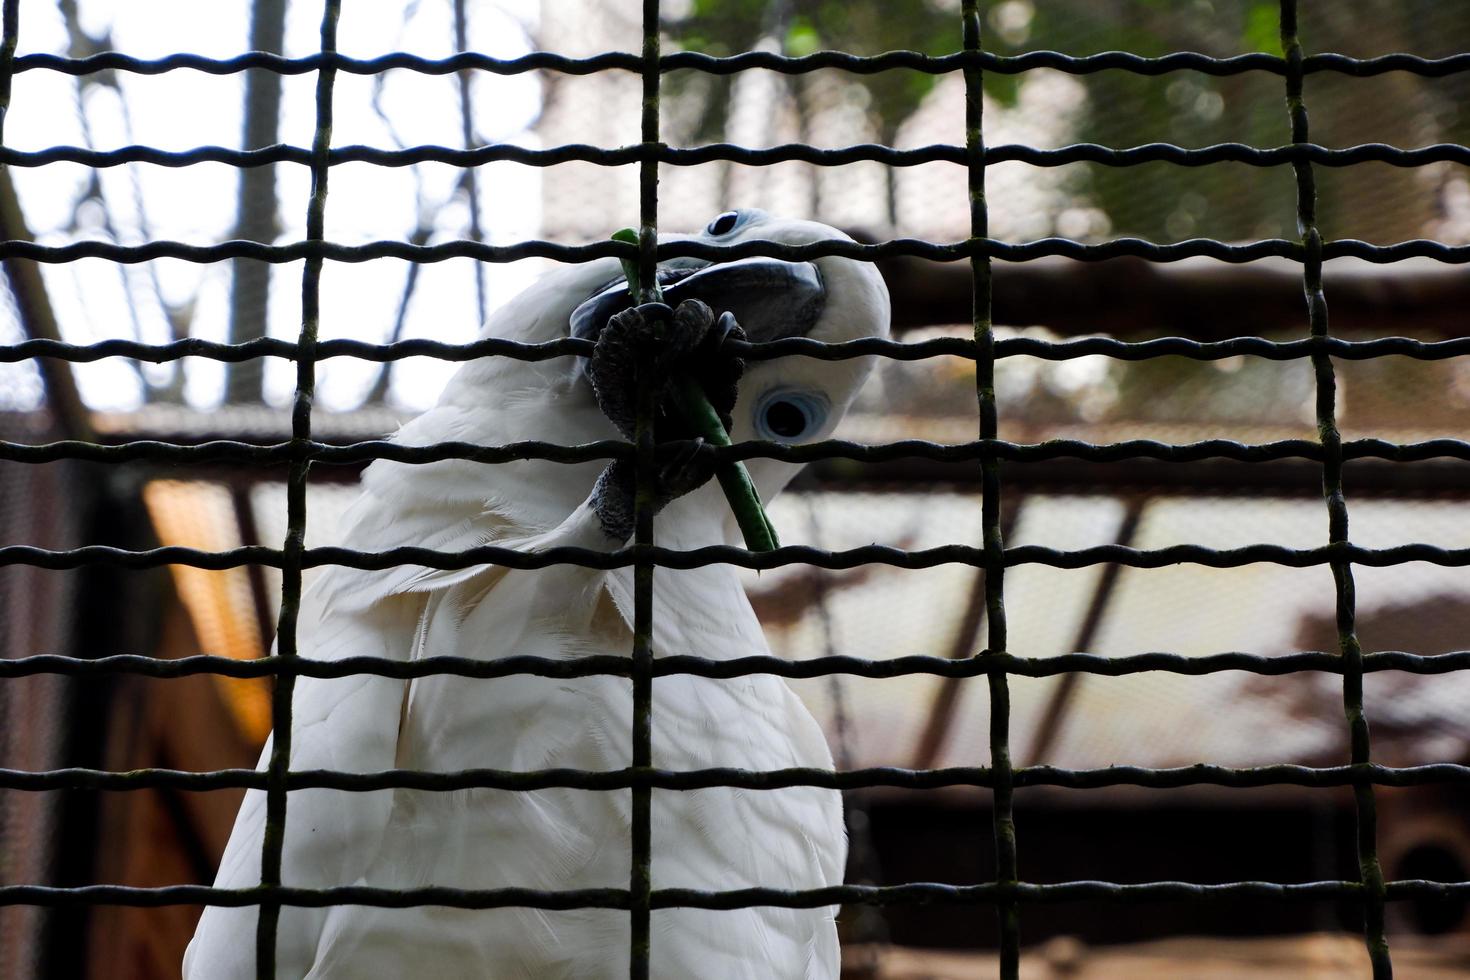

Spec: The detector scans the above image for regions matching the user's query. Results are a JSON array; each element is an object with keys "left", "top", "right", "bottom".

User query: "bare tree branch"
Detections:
[
  {"left": 454, "top": 0, "right": 487, "bottom": 327},
  {"left": 225, "top": 0, "right": 287, "bottom": 405},
  {"left": 0, "top": 168, "right": 94, "bottom": 441}
]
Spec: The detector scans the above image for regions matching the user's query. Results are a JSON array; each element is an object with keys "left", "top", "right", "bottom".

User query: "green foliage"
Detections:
[
  {"left": 1242, "top": 0, "right": 1280, "bottom": 54},
  {"left": 665, "top": 0, "right": 1470, "bottom": 245},
  {"left": 657, "top": 0, "right": 1470, "bottom": 429},
  {"left": 665, "top": 0, "right": 960, "bottom": 143}
]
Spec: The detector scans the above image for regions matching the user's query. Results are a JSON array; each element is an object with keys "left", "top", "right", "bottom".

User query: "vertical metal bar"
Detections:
[
  {"left": 961, "top": 3, "right": 1019, "bottom": 975},
  {"left": 0, "top": 0, "right": 15, "bottom": 146},
  {"left": 630, "top": 2, "right": 661, "bottom": 978},
  {"left": 256, "top": 3, "right": 339, "bottom": 978},
  {"left": 912, "top": 502, "right": 1020, "bottom": 772},
  {"left": 1278, "top": 4, "right": 1390, "bottom": 977}
]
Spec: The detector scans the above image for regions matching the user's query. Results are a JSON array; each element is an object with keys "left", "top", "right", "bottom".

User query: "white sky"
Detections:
[
  {"left": 1, "top": 0, "right": 1098, "bottom": 418},
  {"left": 8, "top": 0, "right": 546, "bottom": 413}
]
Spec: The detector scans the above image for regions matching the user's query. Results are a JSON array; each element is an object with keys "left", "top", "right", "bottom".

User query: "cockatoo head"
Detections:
[
  {"left": 568, "top": 209, "right": 891, "bottom": 525},
  {"left": 430, "top": 210, "right": 888, "bottom": 539}
]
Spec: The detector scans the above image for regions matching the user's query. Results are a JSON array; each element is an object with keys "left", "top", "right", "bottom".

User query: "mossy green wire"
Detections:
[{"left": 613, "top": 229, "right": 780, "bottom": 553}]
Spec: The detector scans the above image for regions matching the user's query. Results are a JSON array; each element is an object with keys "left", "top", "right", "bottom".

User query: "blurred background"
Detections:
[{"left": 2, "top": 1, "right": 1469, "bottom": 977}]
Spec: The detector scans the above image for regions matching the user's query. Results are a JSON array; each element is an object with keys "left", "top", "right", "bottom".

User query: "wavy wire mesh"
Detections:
[{"left": 1, "top": 2, "right": 1469, "bottom": 979}]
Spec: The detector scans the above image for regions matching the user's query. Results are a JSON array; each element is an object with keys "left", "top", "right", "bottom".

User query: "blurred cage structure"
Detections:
[{"left": 3, "top": 1, "right": 1470, "bottom": 979}]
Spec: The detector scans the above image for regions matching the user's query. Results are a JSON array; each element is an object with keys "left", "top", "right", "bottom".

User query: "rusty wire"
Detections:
[{"left": 1, "top": 2, "right": 1467, "bottom": 979}]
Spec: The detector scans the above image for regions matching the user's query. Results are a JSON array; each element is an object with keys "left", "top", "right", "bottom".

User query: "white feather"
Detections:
[{"left": 185, "top": 214, "right": 888, "bottom": 979}]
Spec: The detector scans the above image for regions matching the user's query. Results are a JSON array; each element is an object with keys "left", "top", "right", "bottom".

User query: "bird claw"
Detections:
[
  {"left": 658, "top": 435, "right": 713, "bottom": 499},
  {"left": 591, "top": 438, "right": 716, "bottom": 542},
  {"left": 588, "top": 299, "right": 744, "bottom": 440},
  {"left": 587, "top": 300, "right": 745, "bottom": 541}
]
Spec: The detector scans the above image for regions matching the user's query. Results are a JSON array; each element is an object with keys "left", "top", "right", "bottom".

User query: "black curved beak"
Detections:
[{"left": 570, "top": 257, "right": 825, "bottom": 344}]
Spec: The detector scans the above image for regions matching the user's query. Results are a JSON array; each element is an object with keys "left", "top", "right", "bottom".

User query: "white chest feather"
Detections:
[{"left": 185, "top": 494, "right": 844, "bottom": 980}]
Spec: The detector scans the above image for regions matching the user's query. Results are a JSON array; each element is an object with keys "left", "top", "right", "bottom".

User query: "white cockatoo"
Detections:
[{"left": 184, "top": 209, "right": 890, "bottom": 979}]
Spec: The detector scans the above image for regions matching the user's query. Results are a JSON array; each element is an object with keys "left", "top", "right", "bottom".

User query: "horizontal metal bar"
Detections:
[
  {"left": 804, "top": 454, "right": 1470, "bottom": 499},
  {"left": 3, "top": 762, "right": 1468, "bottom": 794},
  {"left": 0, "top": 336, "right": 595, "bottom": 364},
  {"left": 980, "top": 142, "right": 1470, "bottom": 168},
  {"left": 0, "top": 237, "right": 1466, "bottom": 265},
  {"left": 0, "top": 437, "right": 629, "bottom": 466},
  {"left": 12, "top": 50, "right": 1470, "bottom": 79},
  {"left": 0, "top": 237, "right": 627, "bottom": 264},
  {"left": 3, "top": 436, "right": 1470, "bottom": 468},
  {"left": 5, "top": 141, "right": 1466, "bottom": 170},
  {"left": 0, "top": 884, "right": 630, "bottom": 911},
  {"left": 4, "top": 879, "right": 1466, "bottom": 910},
  {"left": 4, "top": 334, "right": 1470, "bottom": 366},
  {"left": 2, "top": 541, "right": 1468, "bottom": 572},
  {"left": 3, "top": 650, "right": 1469, "bottom": 681},
  {"left": 989, "top": 335, "right": 1470, "bottom": 362}
]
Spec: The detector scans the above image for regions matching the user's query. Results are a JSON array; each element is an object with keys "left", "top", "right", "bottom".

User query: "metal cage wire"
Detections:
[{"left": 0, "top": 1, "right": 1467, "bottom": 979}]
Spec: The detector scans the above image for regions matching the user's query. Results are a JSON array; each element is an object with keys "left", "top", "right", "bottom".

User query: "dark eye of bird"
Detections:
[
  {"left": 707, "top": 211, "right": 740, "bottom": 236},
  {"left": 763, "top": 399, "right": 807, "bottom": 438}
]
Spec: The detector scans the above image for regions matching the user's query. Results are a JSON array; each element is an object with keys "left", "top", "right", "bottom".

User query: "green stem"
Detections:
[
  {"left": 671, "top": 376, "right": 781, "bottom": 553},
  {"left": 613, "top": 227, "right": 653, "bottom": 301},
  {"left": 612, "top": 228, "right": 780, "bottom": 553}
]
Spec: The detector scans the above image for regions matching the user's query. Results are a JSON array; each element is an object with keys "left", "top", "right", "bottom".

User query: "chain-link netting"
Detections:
[{"left": 2, "top": 2, "right": 1469, "bottom": 978}]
